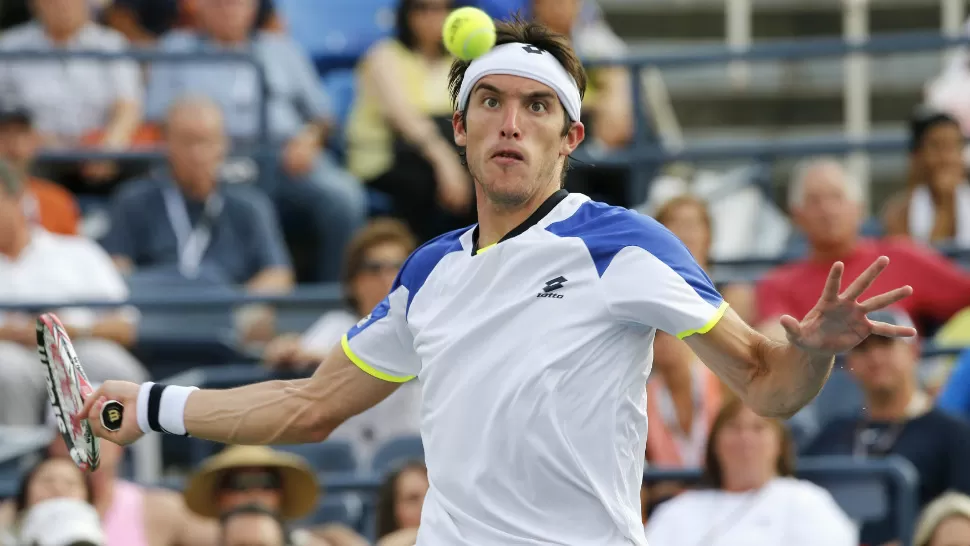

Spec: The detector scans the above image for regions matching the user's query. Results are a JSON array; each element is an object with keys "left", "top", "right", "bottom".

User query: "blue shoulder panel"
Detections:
[
  {"left": 397, "top": 227, "right": 468, "bottom": 315},
  {"left": 545, "top": 200, "right": 721, "bottom": 307}
]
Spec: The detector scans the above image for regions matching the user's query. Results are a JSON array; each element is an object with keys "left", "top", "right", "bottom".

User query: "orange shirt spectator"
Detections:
[
  {"left": 25, "top": 178, "right": 79, "bottom": 236},
  {"left": 756, "top": 158, "right": 970, "bottom": 333}
]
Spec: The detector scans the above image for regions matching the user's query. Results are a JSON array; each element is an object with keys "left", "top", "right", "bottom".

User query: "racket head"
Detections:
[{"left": 36, "top": 313, "right": 101, "bottom": 472}]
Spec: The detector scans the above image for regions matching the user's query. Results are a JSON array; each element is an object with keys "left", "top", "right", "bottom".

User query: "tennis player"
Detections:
[{"left": 82, "top": 19, "right": 915, "bottom": 546}]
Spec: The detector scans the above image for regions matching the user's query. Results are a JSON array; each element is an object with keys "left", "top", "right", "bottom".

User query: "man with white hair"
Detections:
[
  {"left": 756, "top": 157, "right": 970, "bottom": 333},
  {"left": 84, "top": 20, "right": 915, "bottom": 546}
]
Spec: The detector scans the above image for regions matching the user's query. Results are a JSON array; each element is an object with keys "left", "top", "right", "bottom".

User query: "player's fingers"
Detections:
[
  {"left": 780, "top": 315, "right": 801, "bottom": 338},
  {"left": 78, "top": 386, "right": 105, "bottom": 418},
  {"left": 842, "top": 256, "right": 890, "bottom": 301},
  {"left": 869, "top": 321, "right": 918, "bottom": 339},
  {"left": 820, "top": 262, "right": 844, "bottom": 301},
  {"left": 859, "top": 286, "right": 913, "bottom": 312}
]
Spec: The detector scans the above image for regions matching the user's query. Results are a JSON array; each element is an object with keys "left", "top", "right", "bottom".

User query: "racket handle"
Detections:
[{"left": 99, "top": 400, "right": 125, "bottom": 432}]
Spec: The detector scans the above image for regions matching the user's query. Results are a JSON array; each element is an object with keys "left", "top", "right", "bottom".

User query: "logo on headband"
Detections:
[{"left": 522, "top": 45, "right": 544, "bottom": 55}]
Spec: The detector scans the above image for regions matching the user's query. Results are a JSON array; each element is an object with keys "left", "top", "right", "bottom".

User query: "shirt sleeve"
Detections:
[
  {"left": 281, "top": 37, "right": 333, "bottom": 122},
  {"left": 341, "top": 279, "right": 421, "bottom": 383},
  {"left": 601, "top": 219, "right": 725, "bottom": 338},
  {"left": 103, "top": 32, "right": 143, "bottom": 105}
]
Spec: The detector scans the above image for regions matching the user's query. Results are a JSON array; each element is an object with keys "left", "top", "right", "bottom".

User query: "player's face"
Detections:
[
  {"left": 393, "top": 467, "right": 429, "bottom": 529},
  {"left": 455, "top": 75, "right": 584, "bottom": 208},
  {"left": 928, "top": 515, "right": 970, "bottom": 546},
  {"left": 351, "top": 242, "right": 409, "bottom": 316},
  {"left": 846, "top": 336, "right": 917, "bottom": 399},
  {"left": 25, "top": 458, "right": 88, "bottom": 508},
  {"left": 714, "top": 407, "right": 781, "bottom": 490},
  {"left": 792, "top": 166, "right": 862, "bottom": 249}
]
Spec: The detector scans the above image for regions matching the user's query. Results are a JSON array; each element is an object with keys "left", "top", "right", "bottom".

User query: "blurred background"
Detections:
[{"left": 0, "top": 0, "right": 970, "bottom": 545}]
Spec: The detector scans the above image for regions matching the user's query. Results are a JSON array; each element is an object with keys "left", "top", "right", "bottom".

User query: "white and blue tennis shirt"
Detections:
[{"left": 341, "top": 190, "right": 727, "bottom": 546}]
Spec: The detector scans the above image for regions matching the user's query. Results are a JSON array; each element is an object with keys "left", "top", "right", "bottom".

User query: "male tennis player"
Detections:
[{"left": 82, "top": 19, "right": 915, "bottom": 546}]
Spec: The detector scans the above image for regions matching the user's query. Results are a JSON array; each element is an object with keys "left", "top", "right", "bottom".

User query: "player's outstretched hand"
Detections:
[
  {"left": 78, "top": 380, "right": 145, "bottom": 446},
  {"left": 780, "top": 256, "right": 916, "bottom": 355}
]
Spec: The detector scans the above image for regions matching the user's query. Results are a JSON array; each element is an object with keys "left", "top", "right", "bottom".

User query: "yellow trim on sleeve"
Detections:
[
  {"left": 341, "top": 334, "right": 415, "bottom": 383},
  {"left": 475, "top": 243, "right": 496, "bottom": 255},
  {"left": 676, "top": 301, "right": 730, "bottom": 340}
]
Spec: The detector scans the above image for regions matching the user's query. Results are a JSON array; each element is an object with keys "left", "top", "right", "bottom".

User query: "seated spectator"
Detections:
[
  {"left": 804, "top": 310, "right": 970, "bottom": 546},
  {"left": 101, "top": 96, "right": 293, "bottom": 341},
  {"left": 46, "top": 433, "right": 217, "bottom": 545},
  {"left": 645, "top": 398, "right": 857, "bottom": 546},
  {"left": 0, "top": 159, "right": 148, "bottom": 426},
  {"left": 345, "top": 0, "right": 473, "bottom": 242},
  {"left": 883, "top": 108, "right": 970, "bottom": 247},
  {"left": 103, "top": 0, "right": 281, "bottom": 46},
  {"left": 184, "top": 445, "right": 362, "bottom": 546},
  {"left": 0, "top": 0, "right": 146, "bottom": 194},
  {"left": 145, "top": 0, "right": 364, "bottom": 283},
  {"left": 914, "top": 492, "right": 970, "bottom": 546},
  {"left": 375, "top": 461, "right": 429, "bottom": 546},
  {"left": 220, "top": 504, "right": 287, "bottom": 546},
  {"left": 532, "top": 0, "right": 633, "bottom": 206},
  {"left": 0, "top": 103, "right": 79, "bottom": 236},
  {"left": 0, "top": 455, "right": 94, "bottom": 544},
  {"left": 756, "top": 157, "right": 970, "bottom": 335}
]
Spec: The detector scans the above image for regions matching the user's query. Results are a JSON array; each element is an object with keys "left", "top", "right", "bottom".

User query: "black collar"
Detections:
[{"left": 471, "top": 189, "right": 569, "bottom": 255}]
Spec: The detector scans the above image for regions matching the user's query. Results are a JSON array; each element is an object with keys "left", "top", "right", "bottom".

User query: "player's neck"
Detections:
[{"left": 476, "top": 186, "right": 560, "bottom": 248}]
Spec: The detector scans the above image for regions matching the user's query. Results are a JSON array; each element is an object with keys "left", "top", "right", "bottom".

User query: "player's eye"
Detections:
[
  {"left": 529, "top": 101, "right": 547, "bottom": 113},
  {"left": 483, "top": 97, "right": 499, "bottom": 108}
]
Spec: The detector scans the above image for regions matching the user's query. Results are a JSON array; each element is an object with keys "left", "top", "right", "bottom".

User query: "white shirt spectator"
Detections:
[
  {"left": 645, "top": 477, "right": 858, "bottom": 546},
  {"left": 0, "top": 21, "right": 142, "bottom": 142}
]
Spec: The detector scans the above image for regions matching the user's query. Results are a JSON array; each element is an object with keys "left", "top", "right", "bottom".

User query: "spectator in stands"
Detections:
[
  {"left": 0, "top": 103, "right": 80, "bottom": 236},
  {"left": 220, "top": 504, "right": 287, "bottom": 546},
  {"left": 375, "top": 461, "right": 428, "bottom": 546},
  {"left": 804, "top": 309, "right": 970, "bottom": 546},
  {"left": 0, "top": 159, "right": 148, "bottom": 426},
  {"left": 16, "top": 498, "right": 106, "bottom": 546},
  {"left": 145, "top": 0, "right": 364, "bottom": 283},
  {"left": 645, "top": 398, "right": 857, "bottom": 545},
  {"left": 184, "top": 445, "right": 363, "bottom": 546},
  {"left": 756, "top": 157, "right": 970, "bottom": 335},
  {"left": 914, "top": 492, "right": 970, "bottom": 546},
  {"left": 47, "top": 434, "right": 218, "bottom": 545},
  {"left": 0, "top": 0, "right": 146, "bottom": 194},
  {"left": 0, "top": 455, "right": 94, "bottom": 544},
  {"left": 101, "top": 96, "right": 293, "bottom": 341},
  {"left": 936, "top": 349, "right": 970, "bottom": 419},
  {"left": 883, "top": 108, "right": 970, "bottom": 247},
  {"left": 345, "top": 0, "right": 473, "bottom": 242},
  {"left": 103, "top": 0, "right": 281, "bottom": 46}
]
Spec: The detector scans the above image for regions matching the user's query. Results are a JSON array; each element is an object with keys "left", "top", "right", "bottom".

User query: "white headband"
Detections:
[{"left": 457, "top": 42, "right": 582, "bottom": 122}]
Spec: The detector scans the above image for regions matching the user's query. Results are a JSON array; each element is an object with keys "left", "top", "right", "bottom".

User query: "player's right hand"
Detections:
[{"left": 79, "top": 380, "right": 145, "bottom": 446}]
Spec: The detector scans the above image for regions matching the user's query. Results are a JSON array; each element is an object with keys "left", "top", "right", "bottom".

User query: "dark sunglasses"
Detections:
[
  {"left": 359, "top": 260, "right": 404, "bottom": 275},
  {"left": 218, "top": 470, "right": 282, "bottom": 492}
]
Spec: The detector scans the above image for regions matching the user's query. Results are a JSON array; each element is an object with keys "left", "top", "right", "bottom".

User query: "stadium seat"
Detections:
[
  {"left": 276, "top": 0, "right": 396, "bottom": 73},
  {"left": 276, "top": 440, "right": 359, "bottom": 474},
  {"left": 301, "top": 492, "right": 366, "bottom": 529},
  {"left": 371, "top": 435, "right": 424, "bottom": 475}
]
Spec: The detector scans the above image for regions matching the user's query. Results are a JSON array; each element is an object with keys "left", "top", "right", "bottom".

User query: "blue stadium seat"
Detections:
[
  {"left": 301, "top": 492, "right": 365, "bottom": 529},
  {"left": 276, "top": 0, "right": 396, "bottom": 72},
  {"left": 371, "top": 435, "right": 423, "bottom": 475},
  {"left": 275, "top": 440, "right": 359, "bottom": 474}
]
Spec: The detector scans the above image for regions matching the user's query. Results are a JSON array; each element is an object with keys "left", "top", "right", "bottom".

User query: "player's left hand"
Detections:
[{"left": 780, "top": 256, "right": 916, "bottom": 355}]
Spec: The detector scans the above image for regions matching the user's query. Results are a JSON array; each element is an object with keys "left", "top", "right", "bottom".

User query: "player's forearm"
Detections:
[
  {"left": 183, "top": 378, "right": 334, "bottom": 444},
  {"left": 747, "top": 335, "right": 834, "bottom": 419}
]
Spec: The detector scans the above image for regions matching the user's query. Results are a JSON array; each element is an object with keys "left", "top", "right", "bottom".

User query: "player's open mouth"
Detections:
[{"left": 491, "top": 149, "right": 525, "bottom": 164}]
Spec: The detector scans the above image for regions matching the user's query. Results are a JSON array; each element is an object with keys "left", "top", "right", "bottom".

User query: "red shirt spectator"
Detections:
[{"left": 756, "top": 158, "right": 970, "bottom": 331}]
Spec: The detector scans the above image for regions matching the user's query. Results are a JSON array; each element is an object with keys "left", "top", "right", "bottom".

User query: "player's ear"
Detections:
[
  {"left": 560, "top": 121, "right": 585, "bottom": 157},
  {"left": 453, "top": 111, "right": 467, "bottom": 147}
]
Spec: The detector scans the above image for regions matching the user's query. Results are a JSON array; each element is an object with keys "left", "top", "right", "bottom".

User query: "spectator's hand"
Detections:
[
  {"left": 432, "top": 153, "right": 473, "bottom": 215},
  {"left": 81, "top": 160, "right": 119, "bottom": 184},
  {"left": 79, "top": 380, "right": 145, "bottom": 446},
  {"left": 263, "top": 334, "right": 303, "bottom": 369},
  {"left": 282, "top": 131, "right": 319, "bottom": 177},
  {"left": 780, "top": 257, "right": 915, "bottom": 355}
]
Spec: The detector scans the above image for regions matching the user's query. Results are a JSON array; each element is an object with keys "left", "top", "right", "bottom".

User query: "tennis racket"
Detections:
[{"left": 36, "top": 313, "right": 125, "bottom": 472}]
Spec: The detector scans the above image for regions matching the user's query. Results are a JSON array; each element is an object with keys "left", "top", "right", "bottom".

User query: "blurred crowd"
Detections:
[{"left": 0, "top": 0, "right": 969, "bottom": 545}]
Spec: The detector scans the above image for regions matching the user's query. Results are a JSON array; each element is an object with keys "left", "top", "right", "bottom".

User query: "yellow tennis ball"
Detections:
[{"left": 442, "top": 7, "right": 497, "bottom": 61}]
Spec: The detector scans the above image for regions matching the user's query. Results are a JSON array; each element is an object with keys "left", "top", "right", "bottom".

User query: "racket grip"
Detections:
[{"left": 99, "top": 400, "right": 125, "bottom": 432}]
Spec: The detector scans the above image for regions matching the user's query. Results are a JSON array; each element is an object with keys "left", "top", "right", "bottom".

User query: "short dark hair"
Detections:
[
  {"left": 910, "top": 106, "right": 961, "bottom": 152},
  {"left": 446, "top": 17, "right": 587, "bottom": 185}
]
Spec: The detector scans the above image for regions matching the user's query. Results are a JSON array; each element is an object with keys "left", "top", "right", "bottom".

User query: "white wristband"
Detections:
[{"left": 135, "top": 382, "right": 198, "bottom": 436}]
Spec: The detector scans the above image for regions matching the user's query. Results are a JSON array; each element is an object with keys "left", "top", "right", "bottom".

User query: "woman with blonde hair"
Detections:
[{"left": 914, "top": 491, "right": 970, "bottom": 546}]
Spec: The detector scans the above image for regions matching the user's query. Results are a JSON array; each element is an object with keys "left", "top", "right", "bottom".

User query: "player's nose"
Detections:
[{"left": 499, "top": 106, "right": 521, "bottom": 139}]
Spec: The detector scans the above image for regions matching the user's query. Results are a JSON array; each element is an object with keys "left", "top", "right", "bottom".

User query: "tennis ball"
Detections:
[{"left": 442, "top": 7, "right": 497, "bottom": 61}]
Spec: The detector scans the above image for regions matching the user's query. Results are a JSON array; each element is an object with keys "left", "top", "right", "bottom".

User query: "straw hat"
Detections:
[{"left": 183, "top": 445, "right": 318, "bottom": 520}]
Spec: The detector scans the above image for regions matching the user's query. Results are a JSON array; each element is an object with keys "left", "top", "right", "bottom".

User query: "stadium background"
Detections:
[{"left": 0, "top": 0, "right": 969, "bottom": 545}]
